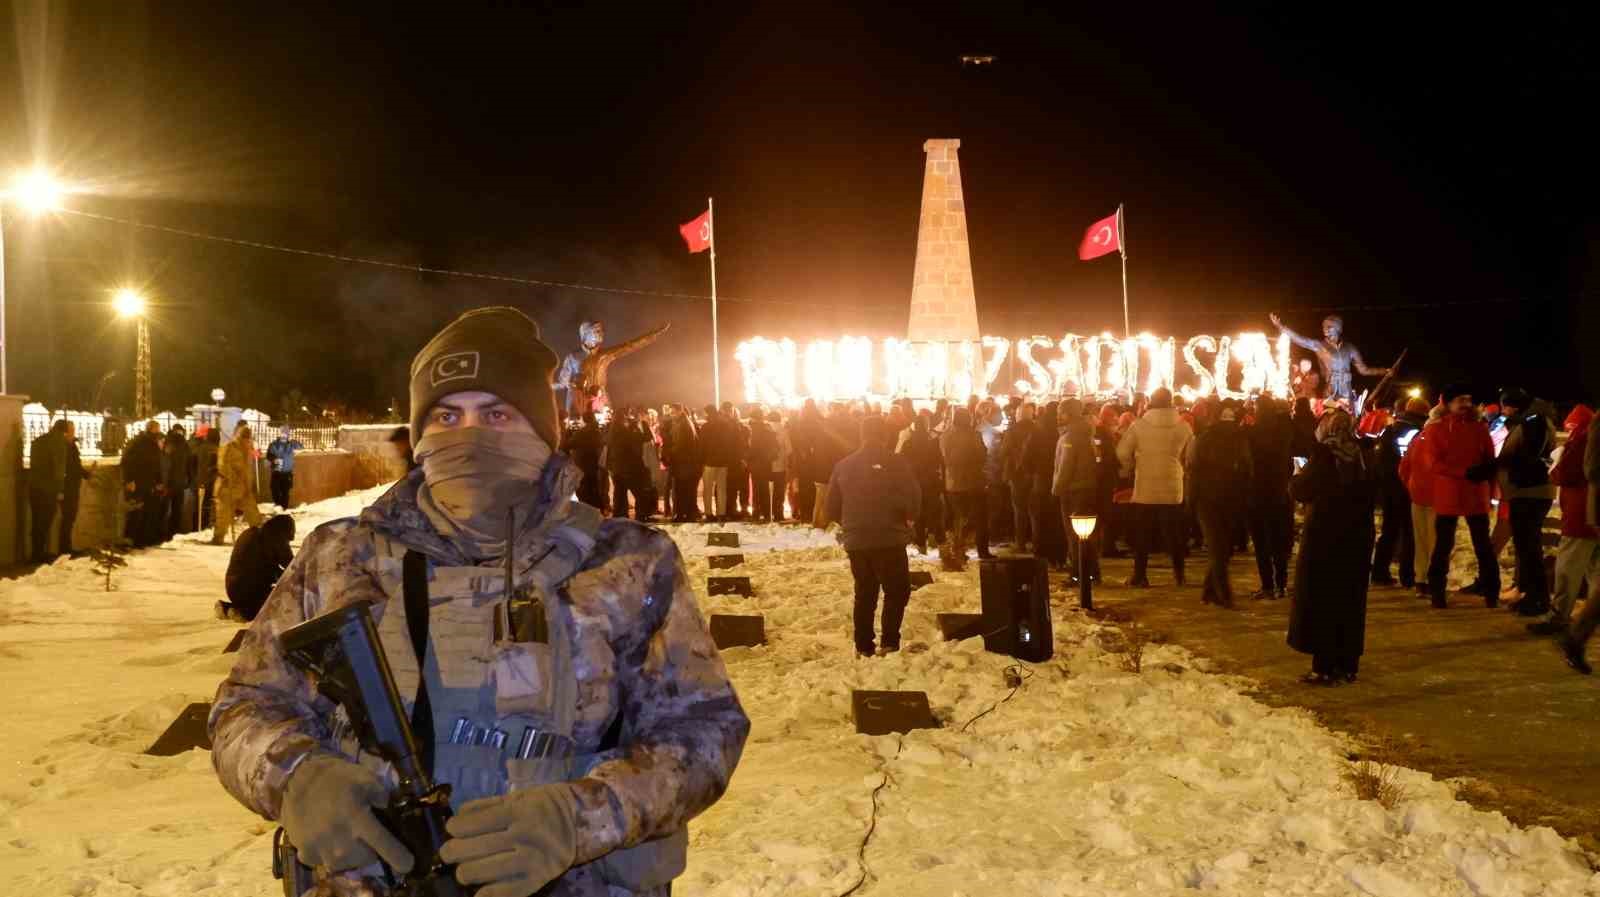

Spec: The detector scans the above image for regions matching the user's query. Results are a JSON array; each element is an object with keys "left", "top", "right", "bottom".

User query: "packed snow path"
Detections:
[{"left": 1, "top": 488, "right": 1595, "bottom": 896}]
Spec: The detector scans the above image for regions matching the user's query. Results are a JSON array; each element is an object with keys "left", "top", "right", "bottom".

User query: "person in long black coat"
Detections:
[
  {"left": 1246, "top": 396, "right": 1296, "bottom": 599},
  {"left": 121, "top": 421, "right": 166, "bottom": 547},
  {"left": 1188, "top": 401, "right": 1253, "bottom": 608},
  {"left": 566, "top": 412, "right": 606, "bottom": 510},
  {"left": 1287, "top": 409, "right": 1377, "bottom": 685},
  {"left": 1026, "top": 402, "right": 1066, "bottom": 567}
]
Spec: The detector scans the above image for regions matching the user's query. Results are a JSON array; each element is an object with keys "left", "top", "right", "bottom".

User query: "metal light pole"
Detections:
[
  {"left": 1070, "top": 514, "right": 1098, "bottom": 610},
  {"left": 114, "top": 289, "right": 152, "bottom": 418}
]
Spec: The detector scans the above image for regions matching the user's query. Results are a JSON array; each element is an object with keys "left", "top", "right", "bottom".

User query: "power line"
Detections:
[
  {"left": 56, "top": 207, "right": 904, "bottom": 314},
  {"left": 54, "top": 208, "right": 1530, "bottom": 319}
]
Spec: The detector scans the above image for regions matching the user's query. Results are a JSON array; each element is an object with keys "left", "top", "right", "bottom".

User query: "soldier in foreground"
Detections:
[{"left": 209, "top": 306, "right": 749, "bottom": 896}]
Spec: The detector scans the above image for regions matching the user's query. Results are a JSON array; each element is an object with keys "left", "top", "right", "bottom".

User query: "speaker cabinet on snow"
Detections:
[{"left": 978, "top": 556, "right": 1053, "bottom": 662}]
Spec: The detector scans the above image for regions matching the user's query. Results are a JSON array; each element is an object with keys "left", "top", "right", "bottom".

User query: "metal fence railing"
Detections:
[
  {"left": 273, "top": 426, "right": 343, "bottom": 451},
  {"left": 21, "top": 404, "right": 276, "bottom": 466}
]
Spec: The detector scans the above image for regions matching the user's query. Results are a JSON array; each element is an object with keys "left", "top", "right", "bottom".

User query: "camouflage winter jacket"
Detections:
[
  {"left": 209, "top": 456, "right": 749, "bottom": 896},
  {"left": 216, "top": 438, "right": 257, "bottom": 499}
]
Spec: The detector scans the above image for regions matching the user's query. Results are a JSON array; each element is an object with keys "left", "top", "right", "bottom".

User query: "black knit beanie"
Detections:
[
  {"left": 1499, "top": 387, "right": 1531, "bottom": 410},
  {"left": 409, "top": 307, "right": 561, "bottom": 448}
]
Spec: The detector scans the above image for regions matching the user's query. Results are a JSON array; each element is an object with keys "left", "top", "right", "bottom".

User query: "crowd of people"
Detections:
[
  {"left": 25, "top": 420, "right": 313, "bottom": 561},
  {"left": 563, "top": 383, "right": 1597, "bottom": 678},
  {"left": 25, "top": 369, "right": 1598, "bottom": 683}
]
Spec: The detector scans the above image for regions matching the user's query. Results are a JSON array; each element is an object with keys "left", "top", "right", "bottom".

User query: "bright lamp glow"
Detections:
[
  {"left": 8, "top": 169, "right": 65, "bottom": 213},
  {"left": 1407, "top": 387, "right": 1422, "bottom": 398},
  {"left": 113, "top": 289, "right": 146, "bottom": 318},
  {"left": 1070, "top": 515, "right": 1098, "bottom": 538}
]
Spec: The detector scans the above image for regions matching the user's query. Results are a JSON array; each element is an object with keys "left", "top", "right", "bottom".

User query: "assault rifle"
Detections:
[{"left": 276, "top": 600, "right": 468, "bottom": 897}]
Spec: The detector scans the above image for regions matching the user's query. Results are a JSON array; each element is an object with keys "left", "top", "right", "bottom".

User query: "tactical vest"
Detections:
[{"left": 323, "top": 521, "right": 685, "bottom": 892}]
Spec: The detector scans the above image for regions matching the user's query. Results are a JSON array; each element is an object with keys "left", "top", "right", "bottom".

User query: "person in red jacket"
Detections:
[
  {"left": 1530, "top": 405, "right": 1597, "bottom": 637},
  {"left": 1424, "top": 385, "right": 1500, "bottom": 609}
]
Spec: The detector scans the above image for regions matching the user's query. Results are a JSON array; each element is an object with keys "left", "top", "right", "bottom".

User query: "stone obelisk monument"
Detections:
[{"left": 907, "top": 139, "right": 981, "bottom": 342}]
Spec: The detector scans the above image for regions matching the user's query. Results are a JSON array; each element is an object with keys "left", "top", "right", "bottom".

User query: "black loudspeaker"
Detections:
[
  {"left": 979, "top": 556, "right": 1053, "bottom": 662},
  {"left": 707, "top": 576, "right": 754, "bottom": 597},
  {"left": 908, "top": 571, "right": 935, "bottom": 590},
  {"left": 708, "top": 614, "right": 766, "bottom": 648},
  {"left": 936, "top": 613, "right": 985, "bottom": 641},
  {"left": 145, "top": 702, "right": 214, "bottom": 756},
  {"left": 851, "top": 690, "right": 939, "bottom": 736},
  {"left": 707, "top": 532, "right": 740, "bottom": 547},
  {"left": 709, "top": 554, "right": 745, "bottom": 570}
]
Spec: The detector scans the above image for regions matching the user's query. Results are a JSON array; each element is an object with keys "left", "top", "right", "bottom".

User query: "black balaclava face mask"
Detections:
[{"left": 414, "top": 427, "right": 552, "bottom": 557}]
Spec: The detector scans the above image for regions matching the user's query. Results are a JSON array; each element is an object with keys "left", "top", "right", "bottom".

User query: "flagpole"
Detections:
[
  {"left": 1118, "top": 203, "right": 1130, "bottom": 341},
  {"left": 708, "top": 196, "right": 720, "bottom": 407}
]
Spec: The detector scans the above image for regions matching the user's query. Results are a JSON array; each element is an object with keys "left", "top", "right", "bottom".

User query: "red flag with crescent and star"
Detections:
[
  {"left": 679, "top": 209, "right": 712, "bottom": 253},
  {"left": 1077, "top": 209, "right": 1122, "bottom": 260}
]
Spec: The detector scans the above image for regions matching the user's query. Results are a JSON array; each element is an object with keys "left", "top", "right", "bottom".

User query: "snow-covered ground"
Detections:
[{"left": 1, "top": 488, "right": 1595, "bottom": 897}]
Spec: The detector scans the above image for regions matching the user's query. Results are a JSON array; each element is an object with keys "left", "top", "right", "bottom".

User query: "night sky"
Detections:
[{"left": 2, "top": 4, "right": 1594, "bottom": 417}]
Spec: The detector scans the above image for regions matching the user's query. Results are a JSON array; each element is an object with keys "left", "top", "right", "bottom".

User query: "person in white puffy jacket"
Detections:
[{"left": 1116, "top": 388, "right": 1195, "bottom": 588}]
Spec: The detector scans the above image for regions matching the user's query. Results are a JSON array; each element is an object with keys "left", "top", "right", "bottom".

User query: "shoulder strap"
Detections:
[{"left": 401, "top": 550, "right": 436, "bottom": 778}]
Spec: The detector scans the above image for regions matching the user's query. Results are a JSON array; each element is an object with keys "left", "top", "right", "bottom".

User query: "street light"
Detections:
[
  {"left": 1070, "top": 515, "right": 1098, "bottom": 610},
  {"left": 113, "top": 287, "right": 146, "bottom": 318},
  {"left": 9, "top": 170, "right": 65, "bottom": 213},
  {"left": 0, "top": 169, "right": 70, "bottom": 394},
  {"left": 113, "top": 288, "right": 152, "bottom": 418}
]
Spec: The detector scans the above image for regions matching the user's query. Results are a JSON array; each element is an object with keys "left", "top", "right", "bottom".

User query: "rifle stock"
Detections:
[{"left": 278, "top": 601, "right": 468, "bottom": 897}]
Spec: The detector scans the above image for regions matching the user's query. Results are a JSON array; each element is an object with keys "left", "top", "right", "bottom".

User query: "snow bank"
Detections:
[{"left": 0, "top": 490, "right": 1593, "bottom": 896}]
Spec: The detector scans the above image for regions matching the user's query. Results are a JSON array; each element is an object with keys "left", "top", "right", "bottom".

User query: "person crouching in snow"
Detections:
[
  {"left": 216, "top": 513, "right": 296, "bottom": 622},
  {"left": 208, "top": 306, "right": 749, "bottom": 896}
]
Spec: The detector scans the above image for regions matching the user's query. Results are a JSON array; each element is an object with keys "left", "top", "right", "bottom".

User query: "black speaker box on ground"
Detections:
[
  {"left": 936, "top": 613, "right": 985, "bottom": 641},
  {"left": 707, "top": 576, "right": 754, "bottom": 596},
  {"left": 707, "top": 532, "right": 740, "bottom": 547},
  {"left": 709, "top": 614, "right": 766, "bottom": 648},
  {"left": 851, "top": 690, "right": 939, "bottom": 736},
  {"left": 909, "top": 570, "right": 935, "bottom": 590},
  {"left": 709, "top": 554, "right": 745, "bottom": 570},
  {"left": 979, "top": 556, "right": 1053, "bottom": 662},
  {"left": 145, "top": 702, "right": 214, "bottom": 756}
]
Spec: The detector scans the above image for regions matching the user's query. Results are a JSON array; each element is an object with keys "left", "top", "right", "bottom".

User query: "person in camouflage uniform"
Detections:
[
  {"left": 212, "top": 424, "right": 266, "bottom": 545},
  {"left": 209, "top": 306, "right": 748, "bottom": 897}
]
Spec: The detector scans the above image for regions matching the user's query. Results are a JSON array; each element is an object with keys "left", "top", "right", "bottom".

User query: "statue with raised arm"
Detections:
[
  {"left": 556, "top": 319, "right": 672, "bottom": 416},
  {"left": 1269, "top": 313, "right": 1389, "bottom": 405}
]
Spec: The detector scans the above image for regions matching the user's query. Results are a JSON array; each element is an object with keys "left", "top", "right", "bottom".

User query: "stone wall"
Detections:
[
  {"left": 2, "top": 395, "right": 26, "bottom": 566},
  {"left": 907, "top": 138, "right": 982, "bottom": 343},
  {"left": 285, "top": 451, "right": 359, "bottom": 508},
  {"left": 4, "top": 424, "right": 404, "bottom": 568},
  {"left": 336, "top": 425, "right": 408, "bottom": 488},
  {"left": 15, "top": 459, "right": 132, "bottom": 558}
]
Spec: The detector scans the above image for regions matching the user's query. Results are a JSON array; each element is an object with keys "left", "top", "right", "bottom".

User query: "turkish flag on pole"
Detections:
[
  {"left": 679, "top": 209, "right": 712, "bottom": 253},
  {"left": 1077, "top": 209, "right": 1122, "bottom": 260}
]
